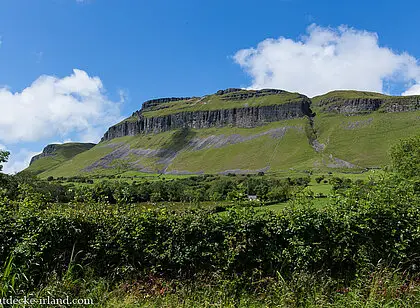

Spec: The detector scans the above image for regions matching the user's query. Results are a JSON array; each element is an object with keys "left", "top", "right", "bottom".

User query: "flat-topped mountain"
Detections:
[
  {"left": 312, "top": 90, "right": 420, "bottom": 114},
  {"left": 101, "top": 89, "right": 313, "bottom": 141},
  {"left": 27, "top": 89, "right": 420, "bottom": 177}
]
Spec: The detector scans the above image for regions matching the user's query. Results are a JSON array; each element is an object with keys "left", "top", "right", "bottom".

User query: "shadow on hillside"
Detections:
[{"left": 157, "top": 127, "right": 196, "bottom": 158}]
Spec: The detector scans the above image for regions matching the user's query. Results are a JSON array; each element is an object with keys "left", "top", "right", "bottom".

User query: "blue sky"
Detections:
[{"left": 1, "top": 0, "right": 420, "bottom": 172}]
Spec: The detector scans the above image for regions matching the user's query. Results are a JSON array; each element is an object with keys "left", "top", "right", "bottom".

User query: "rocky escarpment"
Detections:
[
  {"left": 30, "top": 144, "right": 60, "bottom": 165},
  {"left": 29, "top": 143, "right": 96, "bottom": 165},
  {"left": 101, "top": 89, "right": 313, "bottom": 142},
  {"left": 315, "top": 95, "right": 420, "bottom": 115},
  {"left": 141, "top": 97, "right": 193, "bottom": 110},
  {"left": 215, "top": 88, "right": 290, "bottom": 99},
  {"left": 381, "top": 97, "right": 420, "bottom": 112}
]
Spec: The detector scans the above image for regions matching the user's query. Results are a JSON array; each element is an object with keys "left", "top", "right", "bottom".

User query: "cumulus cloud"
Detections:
[
  {"left": 402, "top": 84, "right": 420, "bottom": 96},
  {"left": 1, "top": 146, "right": 39, "bottom": 174},
  {"left": 234, "top": 24, "right": 420, "bottom": 97},
  {"left": 0, "top": 69, "right": 122, "bottom": 143}
]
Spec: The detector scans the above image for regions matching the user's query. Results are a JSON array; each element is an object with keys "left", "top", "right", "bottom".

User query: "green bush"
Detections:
[
  {"left": 390, "top": 134, "right": 420, "bottom": 178},
  {"left": 1, "top": 174, "right": 419, "bottom": 292}
]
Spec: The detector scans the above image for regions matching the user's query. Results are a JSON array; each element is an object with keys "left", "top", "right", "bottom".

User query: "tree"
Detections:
[
  {"left": 390, "top": 135, "right": 420, "bottom": 178},
  {"left": 0, "top": 150, "right": 10, "bottom": 172}
]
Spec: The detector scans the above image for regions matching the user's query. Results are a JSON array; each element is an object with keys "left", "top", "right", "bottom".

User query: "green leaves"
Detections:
[
  {"left": 0, "top": 150, "right": 10, "bottom": 172},
  {"left": 0, "top": 173, "right": 419, "bottom": 292},
  {"left": 390, "top": 134, "right": 420, "bottom": 179}
]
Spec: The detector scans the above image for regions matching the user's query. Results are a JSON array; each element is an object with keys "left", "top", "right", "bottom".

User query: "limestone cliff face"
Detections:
[
  {"left": 30, "top": 144, "right": 60, "bottom": 165},
  {"left": 29, "top": 143, "right": 96, "bottom": 166},
  {"left": 141, "top": 97, "right": 193, "bottom": 110},
  {"left": 381, "top": 96, "right": 420, "bottom": 112},
  {"left": 317, "top": 98, "right": 383, "bottom": 114},
  {"left": 101, "top": 89, "right": 313, "bottom": 142},
  {"left": 316, "top": 96, "right": 420, "bottom": 115}
]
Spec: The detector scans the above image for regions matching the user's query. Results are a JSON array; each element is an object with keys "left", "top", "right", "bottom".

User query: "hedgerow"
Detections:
[{"left": 0, "top": 174, "right": 419, "bottom": 293}]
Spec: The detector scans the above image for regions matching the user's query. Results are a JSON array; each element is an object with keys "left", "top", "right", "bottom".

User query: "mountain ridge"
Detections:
[
  {"left": 101, "top": 89, "right": 312, "bottom": 142},
  {"left": 26, "top": 88, "right": 420, "bottom": 177},
  {"left": 27, "top": 142, "right": 96, "bottom": 175}
]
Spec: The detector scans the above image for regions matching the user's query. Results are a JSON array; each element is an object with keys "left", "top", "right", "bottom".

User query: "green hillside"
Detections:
[
  {"left": 28, "top": 90, "right": 420, "bottom": 178},
  {"left": 26, "top": 143, "right": 95, "bottom": 175},
  {"left": 313, "top": 90, "right": 420, "bottom": 113},
  {"left": 143, "top": 90, "right": 304, "bottom": 117},
  {"left": 312, "top": 90, "right": 388, "bottom": 103},
  {"left": 38, "top": 118, "right": 317, "bottom": 178},
  {"left": 314, "top": 111, "right": 420, "bottom": 167}
]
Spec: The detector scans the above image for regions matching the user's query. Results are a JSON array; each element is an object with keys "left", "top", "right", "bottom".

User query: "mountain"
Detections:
[
  {"left": 101, "top": 88, "right": 313, "bottom": 141},
  {"left": 26, "top": 143, "right": 96, "bottom": 175},
  {"left": 28, "top": 89, "right": 420, "bottom": 178}
]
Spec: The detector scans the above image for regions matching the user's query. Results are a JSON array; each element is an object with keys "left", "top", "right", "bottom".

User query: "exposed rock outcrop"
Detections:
[
  {"left": 142, "top": 97, "right": 194, "bottom": 111},
  {"left": 29, "top": 143, "right": 96, "bottom": 166},
  {"left": 216, "top": 88, "right": 290, "bottom": 100},
  {"left": 30, "top": 144, "right": 60, "bottom": 165},
  {"left": 316, "top": 96, "right": 420, "bottom": 115},
  {"left": 100, "top": 88, "right": 420, "bottom": 143},
  {"left": 381, "top": 97, "right": 420, "bottom": 112},
  {"left": 317, "top": 98, "right": 383, "bottom": 114},
  {"left": 101, "top": 89, "right": 313, "bottom": 142}
]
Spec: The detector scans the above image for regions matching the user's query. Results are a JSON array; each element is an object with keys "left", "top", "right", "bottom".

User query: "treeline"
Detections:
[
  {"left": 0, "top": 174, "right": 419, "bottom": 293},
  {"left": 0, "top": 173, "right": 311, "bottom": 204},
  {"left": 0, "top": 134, "right": 418, "bottom": 303}
]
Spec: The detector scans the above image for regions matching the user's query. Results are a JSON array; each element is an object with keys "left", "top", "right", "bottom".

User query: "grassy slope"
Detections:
[
  {"left": 37, "top": 90, "right": 420, "bottom": 178},
  {"left": 312, "top": 90, "right": 420, "bottom": 111},
  {"left": 40, "top": 110, "right": 420, "bottom": 177},
  {"left": 134, "top": 91, "right": 304, "bottom": 118},
  {"left": 310, "top": 90, "right": 420, "bottom": 167},
  {"left": 37, "top": 144, "right": 116, "bottom": 178},
  {"left": 314, "top": 111, "right": 420, "bottom": 167},
  {"left": 312, "top": 90, "right": 388, "bottom": 103},
  {"left": 26, "top": 143, "right": 95, "bottom": 175},
  {"left": 168, "top": 121, "right": 316, "bottom": 173},
  {"left": 40, "top": 119, "right": 318, "bottom": 177}
]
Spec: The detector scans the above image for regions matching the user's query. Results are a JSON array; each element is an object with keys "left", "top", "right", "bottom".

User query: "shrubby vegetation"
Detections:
[
  {"left": 0, "top": 173, "right": 419, "bottom": 306},
  {"left": 0, "top": 135, "right": 419, "bottom": 306},
  {"left": 0, "top": 173, "right": 310, "bottom": 205},
  {"left": 0, "top": 150, "right": 9, "bottom": 172},
  {"left": 390, "top": 134, "right": 420, "bottom": 178}
]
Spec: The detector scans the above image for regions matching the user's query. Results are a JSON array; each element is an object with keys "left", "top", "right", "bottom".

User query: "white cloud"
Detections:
[
  {"left": 2, "top": 147, "right": 39, "bottom": 174},
  {"left": 234, "top": 24, "right": 420, "bottom": 97},
  {"left": 402, "top": 84, "right": 420, "bottom": 96},
  {"left": 0, "top": 69, "right": 123, "bottom": 143}
]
